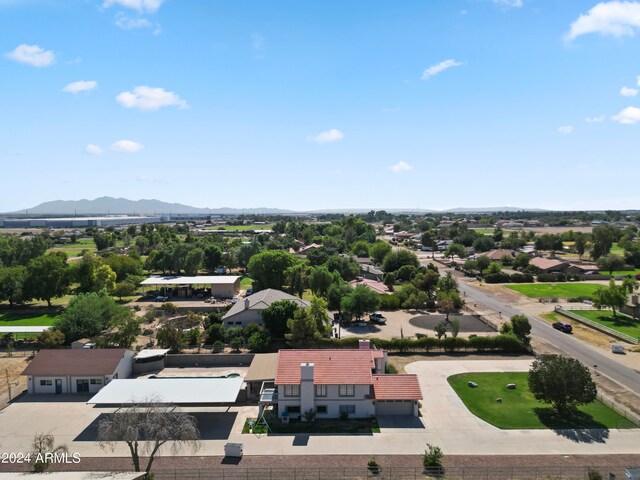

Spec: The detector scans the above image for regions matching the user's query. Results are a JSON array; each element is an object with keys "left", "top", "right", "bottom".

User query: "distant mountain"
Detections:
[
  {"left": 443, "top": 206, "right": 549, "bottom": 213},
  {"left": 7, "top": 197, "right": 295, "bottom": 215}
]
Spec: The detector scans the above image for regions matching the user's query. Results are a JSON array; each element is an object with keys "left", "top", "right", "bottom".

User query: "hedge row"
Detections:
[
  {"left": 484, "top": 272, "right": 534, "bottom": 284},
  {"left": 307, "top": 334, "right": 527, "bottom": 354}
]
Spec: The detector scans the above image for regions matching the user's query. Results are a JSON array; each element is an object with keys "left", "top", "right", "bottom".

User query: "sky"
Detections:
[{"left": 2, "top": 0, "right": 640, "bottom": 212}]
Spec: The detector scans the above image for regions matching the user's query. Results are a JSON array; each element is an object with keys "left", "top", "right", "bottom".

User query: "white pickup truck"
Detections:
[{"left": 369, "top": 312, "right": 387, "bottom": 325}]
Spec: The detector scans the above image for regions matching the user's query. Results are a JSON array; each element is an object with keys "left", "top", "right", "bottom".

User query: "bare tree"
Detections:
[
  {"left": 30, "top": 433, "right": 68, "bottom": 473},
  {"left": 98, "top": 399, "right": 200, "bottom": 474}
]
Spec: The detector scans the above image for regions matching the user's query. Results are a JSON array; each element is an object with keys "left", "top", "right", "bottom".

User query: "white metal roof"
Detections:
[
  {"left": 0, "top": 326, "right": 51, "bottom": 333},
  {"left": 87, "top": 377, "right": 243, "bottom": 405},
  {"left": 134, "top": 348, "right": 170, "bottom": 360},
  {"left": 140, "top": 276, "right": 241, "bottom": 286}
]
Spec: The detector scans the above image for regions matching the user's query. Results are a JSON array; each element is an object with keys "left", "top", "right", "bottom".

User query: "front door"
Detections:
[{"left": 55, "top": 379, "right": 62, "bottom": 394}]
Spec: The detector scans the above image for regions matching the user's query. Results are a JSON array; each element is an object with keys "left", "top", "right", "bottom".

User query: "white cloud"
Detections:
[
  {"left": 585, "top": 115, "right": 605, "bottom": 123},
  {"left": 115, "top": 14, "right": 152, "bottom": 30},
  {"left": 493, "top": 0, "right": 523, "bottom": 8},
  {"left": 421, "top": 59, "right": 463, "bottom": 79},
  {"left": 111, "top": 140, "right": 144, "bottom": 152},
  {"left": 621, "top": 86, "right": 639, "bottom": 96},
  {"left": 251, "top": 33, "right": 265, "bottom": 51},
  {"left": 5, "top": 44, "right": 55, "bottom": 67},
  {"left": 612, "top": 106, "right": 640, "bottom": 124},
  {"left": 389, "top": 161, "right": 413, "bottom": 173},
  {"left": 116, "top": 86, "right": 188, "bottom": 111},
  {"left": 103, "top": 0, "right": 163, "bottom": 13},
  {"left": 84, "top": 144, "right": 104, "bottom": 155},
  {"left": 307, "top": 129, "right": 344, "bottom": 144},
  {"left": 558, "top": 125, "right": 574, "bottom": 135},
  {"left": 63, "top": 80, "right": 97, "bottom": 94},
  {"left": 565, "top": 1, "right": 640, "bottom": 41}
]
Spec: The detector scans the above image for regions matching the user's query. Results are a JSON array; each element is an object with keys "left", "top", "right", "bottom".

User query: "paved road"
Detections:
[{"left": 454, "top": 277, "right": 640, "bottom": 395}]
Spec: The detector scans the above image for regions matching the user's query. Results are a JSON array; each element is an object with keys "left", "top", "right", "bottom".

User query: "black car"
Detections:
[{"left": 552, "top": 321, "right": 572, "bottom": 333}]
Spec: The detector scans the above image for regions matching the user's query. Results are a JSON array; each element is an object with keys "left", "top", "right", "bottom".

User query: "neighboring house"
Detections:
[
  {"left": 245, "top": 352, "right": 278, "bottom": 399},
  {"left": 361, "top": 264, "right": 384, "bottom": 281},
  {"left": 394, "top": 231, "right": 413, "bottom": 241},
  {"left": 140, "top": 275, "right": 241, "bottom": 298},
  {"left": 529, "top": 257, "right": 568, "bottom": 273},
  {"left": 299, "top": 243, "right": 323, "bottom": 254},
  {"left": 273, "top": 341, "right": 422, "bottom": 419},
  {"left": 477, "top": 249, "right": 516, "bottom": 262},
  {"left": 222, "top": 289, "right": 310, "bottom": 327},
  {"left": 23, "top": 349, "right": 133, "bottom": 394},
  {"left": 348, "top": 277, "right": 390, "bottom": 295},
  {"left": 565, "top": 264, "right": 600, "bottom": 275}
]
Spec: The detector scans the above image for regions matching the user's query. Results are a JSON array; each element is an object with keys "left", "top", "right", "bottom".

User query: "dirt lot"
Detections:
[
  {"left": 387, "top": 352, "right": 533, "bottom": 373},
  {"left": 0, "top": 354, "right": 31, "bottom": 409}
]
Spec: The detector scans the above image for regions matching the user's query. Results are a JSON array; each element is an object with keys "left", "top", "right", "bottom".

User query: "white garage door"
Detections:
[{"left": 375, "top": 400, "right": 414, "bottom": 416}]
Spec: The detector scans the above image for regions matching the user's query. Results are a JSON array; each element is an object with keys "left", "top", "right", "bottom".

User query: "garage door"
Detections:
[{"left": 375, "top": 400, "right": 414, "bottom": 416}]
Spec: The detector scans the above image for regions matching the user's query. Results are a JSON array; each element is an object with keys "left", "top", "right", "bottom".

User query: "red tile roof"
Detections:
[
  {"left": 372, "top": 374, "right": 423, "bottom": 400},
  {"left": 22, "top": 349, "right": 128, "bottom": 377},
  {"left": 348, "top": 278, "right": 390, "bottom": 295},
  {"left": 529, "top": 257, "right": 567, "bottom": 271},
  {"left": 275, "top": 349, "right": 376, "bottom": 385}
]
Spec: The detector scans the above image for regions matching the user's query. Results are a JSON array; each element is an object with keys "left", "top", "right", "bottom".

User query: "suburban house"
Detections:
[
  {"left": 298, "top": 243, "right": 323, "bottom": 254},
  {"left": 360, "top": 264, "right": 384, "bottom": 281},
  {"left": 394, "top": 231, "right": 414, "bottom": 241},
  {"left": 529, "top": 257, "right": 568, "bottom": 273},
  {"left": 23, "top": 349, "right": 133, "bottom": 394},
  {"left": 565, "top": 264, "right": 600, "bottom": 275},
  {"left": 348, "top": 277, "right": 390, "bottom": 295},
  {"left": 140, "top": 275, "right": 241, "bottom": 298},
  {"left": 477, "top": 249, "right": 517, "bottom": 262},
  {"left": 222, "top": 288, "right": 310, "bottom": 327},
  {"left": 271, "top": 341, "right": 422, "bottom": 419}
]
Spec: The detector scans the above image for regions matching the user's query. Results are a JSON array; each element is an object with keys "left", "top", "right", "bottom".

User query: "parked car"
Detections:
[
  {"left": 246, "top": 288, "right": 254, "bottom": 295},
  {"left": 155, "top": 295, "right": 168, "bottom": 302},
  {"left": 369, "top": 312, "right": 387, "bottom": 325},
  {"left": 552, "top": 321, "right": 572, "bottom": 333}
]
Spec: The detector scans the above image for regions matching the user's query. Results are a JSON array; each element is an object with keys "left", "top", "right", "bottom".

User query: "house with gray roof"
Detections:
[{"left": 222, "top": 289, "right": 310, "bottom": 328}]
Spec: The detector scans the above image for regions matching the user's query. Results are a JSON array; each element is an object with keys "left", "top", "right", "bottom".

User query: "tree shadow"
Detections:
[{"left": 534, "top": 408, "right": 610, "bottom": 444}]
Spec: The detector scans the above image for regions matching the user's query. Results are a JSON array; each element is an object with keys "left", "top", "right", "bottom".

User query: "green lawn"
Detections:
[
  {"left": 611, "top": 243, "right": 625, "bottom": 255},
  {"left": 0, "top": 311, "right": 60, "bottom": 326},
  {"left": 240, "top": 277, "right": 253, "bottom": 289},
  {"left": 448, "top": 372, "right": 635, "bottom": 429},
  {"left": 506, "top": 283, "right": 601, "bottom": 299},
  {"left": 599, "top": 269, "right": 640, "bottom": 277},
  {"left": 472, "top": 228, "right": 495, "bottom": 235},
  {"left": 567, "top": 310, "right": 640, "bottom": 340},
  {"left": 242, "top": 417, "right": 379, "bottom": 434},
  {"left": 49, "top": 238, "right": 97, "bottom": 258}
]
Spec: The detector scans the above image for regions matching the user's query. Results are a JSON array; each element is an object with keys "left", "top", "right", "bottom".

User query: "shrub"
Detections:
[
  {"left": 160, "top": 302, "right": 179, "bottom": 314},
  {"left": 510, "top": 273, "right": 534, "bottom": 283},
  {"left": 423, "top": 443, "right": 444, "bottom": 474},
  {"left": 441, "top": 336, "right": 468, "bottom": 353},
  {"left": 385, "top": 363, "right": 398, "bottom": 374},
  {"left": 468, "top": 335, "right": 492, "bottom": 352},
  {"left": 484, "top": 272, "right": 511, "bottom": 284},
  {"left": 379, "top": 294, "right": 401, "bottom": 311},
  {"left": 537, "top": 273, "right": 566, "bottom": 283}
]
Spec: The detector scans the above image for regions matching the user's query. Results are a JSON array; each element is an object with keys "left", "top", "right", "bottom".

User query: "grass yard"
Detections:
[
  {"left": 448, "top": 372, "right": 635, "bottom": 429},
  {"left": 567, "top": 310, "right": 640, "bottom": 340},
  {"left": 240, "top": 277, "right": 253, "bottom": 289},
  {"left": 49, "top": 238, "right": 97, "bottom": 258},
  {"left": 0, "top": 310, "right": 60, "bottom": 326},
  {"left": 506, "top": 283, "right": 601, "bottom": 299},
  {"left": 242, "top": 417, "right": 379, "bottom": 435},
  {"left": 599, "top": 269, "right": 640, "bottom": 277},
  {"left": 472, "top": 228, "right": 495, "bottom": 235},
  {"left": 610, "top": 243, "right": 625, "bottom": 256}
]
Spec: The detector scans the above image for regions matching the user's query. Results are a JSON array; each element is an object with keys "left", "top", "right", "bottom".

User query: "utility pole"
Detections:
[{"left": 5, "top": 369, "right": 12, "bottom": 402}]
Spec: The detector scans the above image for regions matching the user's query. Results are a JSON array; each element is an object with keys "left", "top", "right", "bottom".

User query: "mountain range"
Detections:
[{"left": 4, "top": 197, "right": 547, "bottom": 216}]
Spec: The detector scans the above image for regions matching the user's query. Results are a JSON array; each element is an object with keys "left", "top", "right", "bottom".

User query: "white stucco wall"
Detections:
[
  {"left": 277, "top": 384, "right": 374, "bottom": 419},
  {"left": 224, "top": 309, "right": 262, "bottom": 327}
]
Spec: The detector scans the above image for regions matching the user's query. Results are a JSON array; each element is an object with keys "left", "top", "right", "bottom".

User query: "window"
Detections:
[
  {"left": 286, "top": 406, "right": 301, "bottom": 414},
  {"left": 316, "top": 405, "right": 328, "bottom": 414},
  {"left": 39, "top": 379, "right": 52, "bottom": 386},
  {"left": 339, "top": 405, "right": 356, "bottom": 415},
  {"left": 315, "top": 384, "right": 327, "bottom": 397},
  {"left": 339, "top": 384, "right": 355, "bottom": 397},
  {"left": 284, "top": 385, "right": 300, "bottom": 397},
  {"left": 76, "top": 379, "right": 89, "bottom": 393},
  {"left": 90, "top": 379, "right": 102, "bottom": 385}
]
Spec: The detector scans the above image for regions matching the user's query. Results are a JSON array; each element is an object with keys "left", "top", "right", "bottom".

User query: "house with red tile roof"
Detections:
[
  {"left": 348, "top": 277, "right": 390, "bottom": 295},
  {"left": 529, "top": 256, "right": 568, "bottom": 273},
  {"left": 272, "top": 340, "right": 422, "bottom": 419}
]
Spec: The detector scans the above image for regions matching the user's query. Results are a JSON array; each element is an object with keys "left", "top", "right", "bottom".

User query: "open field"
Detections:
[
  {"left": 48, "top": 238, "right": 97, "bottom": 257},
  {"left": 0, "top": 310, "right": 60, "bottom": 326},
  {"left": 568, "top": 310, "right": 640, "bottom": 340},
  {"left": 472, "top": 228, "right": 495, "bottom": 235},
  {"left": 448, "top": 372, "right": 635, "bottom": 429},
  {"left": 506, "top": 283, "right": 601, "bottom": 299}
]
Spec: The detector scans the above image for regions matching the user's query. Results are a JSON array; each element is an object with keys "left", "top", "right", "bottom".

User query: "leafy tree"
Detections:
[
  {"left": 596, "top": 253, "right": 625, "bottom": 276},
  {"left": 574, "top": 233, "right": 587, "bottom": 259},
  {"left": 0, "top": 266, "right": 27, "bottom": 306},
  {"left": 325, "top": 254, "right": 360, "bottom": 281},
  {"left": 404, "top": 290, "right": 429, "bottom": 311},
  {"left": 412, "top": 269, "right": 440, "bottom": 295},
  {"left": 444, "top": 243, "right": 465, "bottom": 262},
  {"left": 93, "top": 232, "right": 115, "bottom": 251},
  {"left": 621, "top": 276, "right": 638, "bottom": 294},
  {"left": 423, "top": 444, "right": 444, "bottom": 474},
  {"left": 591, "top": 225, "right": 619, "bottom": 260},
  {"left": 204, "top": 244, "right": 224, "bottom": 270},
  {"left": 56, "top": 291, "right": 126, "bottom": 342},
  {"left": 592, "top": 279, "right": 628, "bottom": 318},
  {"left": 307, "top": 296, "right": 331, "bottom": 334},
  {"left": 261, "top": 300, "right": 299, "bottom": 338},
  {"left": 340, "top": 285, "right": 380, "bottom": 320},
  {"left": 383, "top": 272, "right": 396, "bottom": 290},
  {"left": 396, "top": 264, "right": 417, "bottom": 281},
  {"left": 248, "top": 329, "right": 272, "bottom": 352},
  {"left": 205, "top": 323, "right": 225, "bottom": 344},
  {"left": 94, "top": 264, "right": 117, "bottom": 293},
  {"left": 285, "top": 262, "right": 308, "bottom": 298},
  {"left": 156, "top": 324, "right": 185, "bottom": 353},
  {"left": 248, "top": 250, "right": 299, "bottom": 291},
  {"left": 30, "top": 433, "right": 67, "bottom": 473},
  {"left": 36, "top": 329, "right": 65, "bottom": 348},
  {"left": 25, "top": 254, "right": 69, "bottom": 307},
  {"left": 370, "top": 241, "right": 392, "bottom": 265},
  {"left": 463, "top": 259, "right": 478, "bottom": 274},
  {"left": 113, "top": 281, "right": 137, "bottom": 301},
  {"left": 326, "top": 280, "right": 353, "bottom": 314},
  {"left": 434, "top": 322, "right": 447, "bottom": 339},
  {"left": 111, "top": 310, "right": 141, "bottom": 349},
  {"left": 421, "top": 231, "right": 437, "bottom": 258},
  {"left": 104, "top": 254, "right": 143, "bottom": 282},
  {"left": 382, "top": 249, "right": 419, "bottom": 273},
  {"left": 512, "top": 253, "right": 531, "bottom": 270},
  {"left": 472, "top": 236, "right": 495, "bottom": 253},
  {"left": 73, "top": 253, "right": 104, "bottom": 292},
  {"left": 437, "top": 272, "right": 458, "bottom": 293},
  {"left": 287, "top": 308, "right": 320, "bottom": 347},
  {"left": 437, "top": 292, "right": 456, "bottom": 321},
  {"left": 308, "top": 266, "right": 333, "bottom": 297},
  {"left": 476, "top": 255, "right": 491, "bottom": 274},
  {"left": 528, "top": 355, "right": 597, "bottom": 414},
  {"left": 184, "top": 248, "right": 204, "bottom": 276},
  {"left": 486, "top": 262, "right": 502, "bottom": 274},
  {"left": 510, "top": 314, "right": 531, "bottom": 345},
  {"left": 98, "top": 401, "right": 200, "bottom": 474},
  {"left": 351, "top": 241, "right": 371, "bottom": 258}
]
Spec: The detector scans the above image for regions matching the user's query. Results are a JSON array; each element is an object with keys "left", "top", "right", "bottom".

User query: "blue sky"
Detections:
[{"left": 2, "top": 0, "right": 640, "bottom": 212}]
